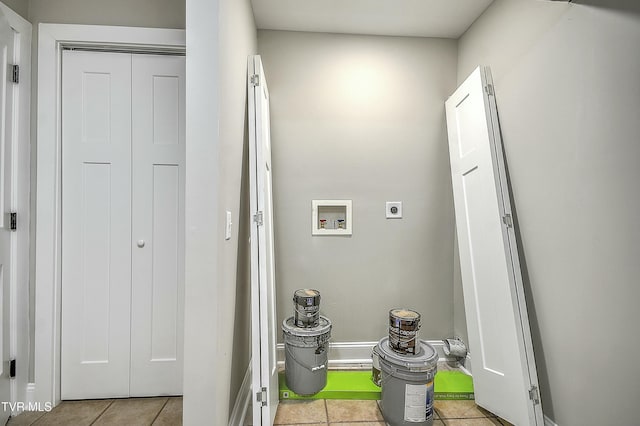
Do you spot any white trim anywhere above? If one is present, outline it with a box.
[276,340,457,369]
[544,415,558,426]
[34,23,185,406]
[228,363,252,426]
[460,353,472,375]
[0,1,31,410]
[24,383,35,404]
[311,199,353,235]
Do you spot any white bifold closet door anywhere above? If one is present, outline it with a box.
[445,67,543,425]
[61,50,185,400]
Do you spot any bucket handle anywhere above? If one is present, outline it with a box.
[285,344,326,372]
[379,370,394,387]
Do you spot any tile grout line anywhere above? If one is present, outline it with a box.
[149,397,171,425]
[434,416,498,421]
[376,399,387,425]
[25,409,46,426]
[438,416,495,419]
[88,399,116,425]
[324,399,329,425]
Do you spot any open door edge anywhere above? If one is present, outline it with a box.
[480,66,545,425]
[248,54,265,426]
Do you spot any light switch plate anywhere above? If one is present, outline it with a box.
[386,201,402,219]
[225,210,232,240]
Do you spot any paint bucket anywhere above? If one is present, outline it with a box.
[293,289,321,328]
[282,315,332,396]
[388,308,421,355]
[377,337,437,426]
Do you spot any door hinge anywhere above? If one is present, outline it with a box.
[10,212,17,231]
[250,74,260,86]
[484,83,493,96]
[528,385,540,405]
[11,65,19,84]
[253,211,264,226]
[9,359,15,379]
[256,387,267,407]
[502,213,513,228]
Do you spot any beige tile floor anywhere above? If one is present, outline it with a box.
[272,399,513,425]
[6,397,182,426]
[8,396,512,426]
[269,362,513,426]
[7,364,510,426]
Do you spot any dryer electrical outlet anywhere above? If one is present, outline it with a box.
[386,201,403,219]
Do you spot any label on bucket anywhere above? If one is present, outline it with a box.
[404,382,434,422]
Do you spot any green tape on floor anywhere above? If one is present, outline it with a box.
[278,370,474,401]
[433,370,475,400]
[279,371,380,400]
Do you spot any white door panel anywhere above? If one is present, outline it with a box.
[62,51,185,399]
[249,55,279,426]
[445,66,543,425]
[61,51,132,399]
[130,54,185,396]
[0,10,14,423]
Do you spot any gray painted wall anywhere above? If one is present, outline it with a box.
[458,1,640,424]
[28,0,184,29]
[258,30,458,343]
[452,234,467,345]
[2,0,27,19]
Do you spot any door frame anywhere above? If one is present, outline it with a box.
[0,1,31,414]
[34,23,185,406]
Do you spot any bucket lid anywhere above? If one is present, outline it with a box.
[283,315,331,336]
[390,308,420,320]
[294,289,320,298]
[376,336,437,370]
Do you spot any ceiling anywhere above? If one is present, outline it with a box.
[250,0,495,39]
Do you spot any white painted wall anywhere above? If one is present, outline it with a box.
[218,0,257,417]
[257,30,458,343]
[184,0,256,423]
[458,1,640,424]
[183,0,221,422]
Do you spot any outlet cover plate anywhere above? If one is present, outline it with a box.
[386,201,402,219]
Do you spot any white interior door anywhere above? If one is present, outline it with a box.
[445,66,544,426]
[248,55,279,426]
[0,9,15,424]
[61,50,133,399]
[130,54,185,397]
[62,50,185,399]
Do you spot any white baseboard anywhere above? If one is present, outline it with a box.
[544,415,558,426]
[25,383,36,404]
[228,364,252,426]
[276,340,461,369]
[461,353,472,375]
